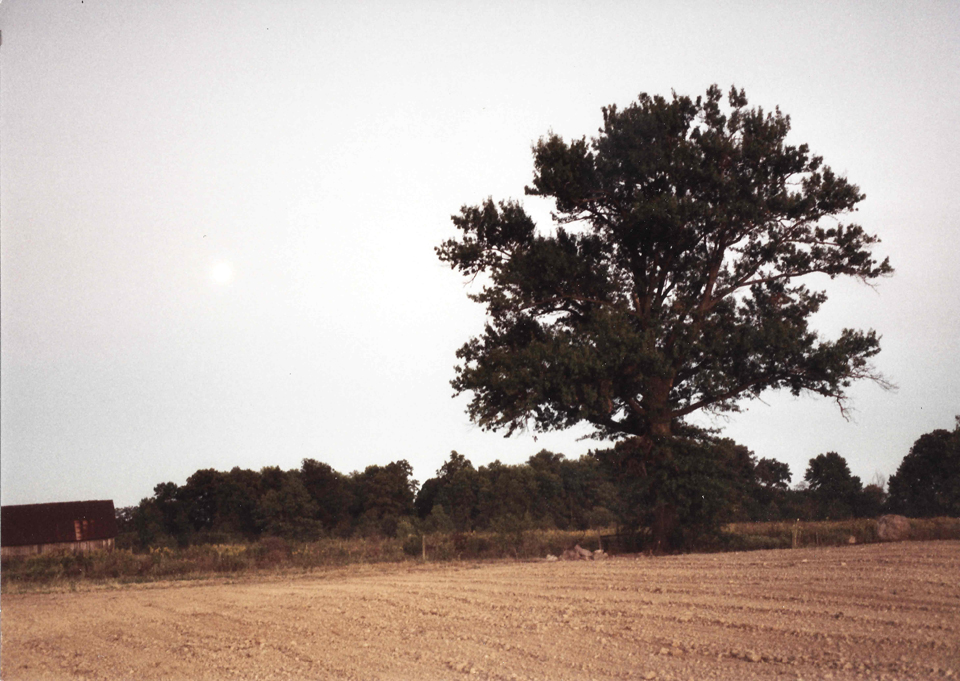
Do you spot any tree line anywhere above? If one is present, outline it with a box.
[119,419,958,550]
[121,87,957,552]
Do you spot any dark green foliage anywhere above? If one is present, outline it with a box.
[414,450,619,534]
[474,460,537,527]
[114,505,137,533]
[437,85,891,445]
[526,450,619,530]
[437,85,891,549]
[114,505,138,549]
[123,444,798,552]
[802,452,864,520]
[414,477,443,520]
[422,504,456,535]
[133,497,168,548]
[887,418,960,517]
[254,472,322,541]
[180,469,224,530]
[350,460,418,537]
[215,467,263,537]
[755,458,791,490]
[749,458,793,521]
[593,428,759,547]
[300,458,354,536]
[432,452,481,531]
[859,483,887,519]
[150,481,193,546]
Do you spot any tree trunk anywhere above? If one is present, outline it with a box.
[645,376,674,440]
[651,503,679,551]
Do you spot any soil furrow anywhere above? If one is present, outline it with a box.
[3,541,959,679]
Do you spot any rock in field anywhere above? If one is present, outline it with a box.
[877,514,911,541]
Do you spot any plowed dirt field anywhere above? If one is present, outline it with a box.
[2,541,959,680]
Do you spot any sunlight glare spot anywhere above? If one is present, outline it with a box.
[209,261,234,286]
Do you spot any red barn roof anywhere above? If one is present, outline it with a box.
[1,500,118,547]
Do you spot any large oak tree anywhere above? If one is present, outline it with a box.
[438,85,891,457]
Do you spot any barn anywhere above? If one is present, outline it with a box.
[1,500,118,558]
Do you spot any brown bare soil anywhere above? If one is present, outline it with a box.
[3,541,959,680]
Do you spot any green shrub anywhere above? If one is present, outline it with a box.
[251,536,291,567]
[719,517,960,550]
[909,517,960,540]
[402,534,423,557]
[6,517,957,589]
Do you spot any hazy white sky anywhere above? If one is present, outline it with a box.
[2,0,958,507]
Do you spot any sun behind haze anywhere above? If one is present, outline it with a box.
[0,0,957,507]
[209,261,235,286]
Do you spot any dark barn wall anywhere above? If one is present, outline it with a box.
[1,500,118,557]
[1,537,116,558]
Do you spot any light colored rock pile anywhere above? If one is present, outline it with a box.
[877,514,911,541]
[555,544,607,561]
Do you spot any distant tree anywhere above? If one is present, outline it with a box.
[886,418,960,517]
[300,458,354,535]
[594,427,751,547]
[133,498,167,549]
[437,450,474,479]
[179,469,225,532]
[858,483,887,518]
[422,503,455,535]
[416,451,618,533]
[114,505,137,534]
[434,452,481,532]
[755,458,791,490]
[415,452,484,532]
[555,454,620,530]
[526,450,566,527]
[137,481,191,547]
[259,466,287,494]
[255,471,322,540]
[715,438,763,522]
[438,85,891,546]
[156,467,264,541]
[351,461,418,537]
[474,460,538,528]
[414,476,443,520]
[803,452,863,519]
[748,457,792,521]
[216,467,263,537]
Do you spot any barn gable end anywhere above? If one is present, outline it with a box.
[1,500,118,557]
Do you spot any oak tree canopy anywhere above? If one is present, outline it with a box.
[438,85,891,453]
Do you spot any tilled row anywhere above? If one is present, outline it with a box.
[2,541,958,680]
